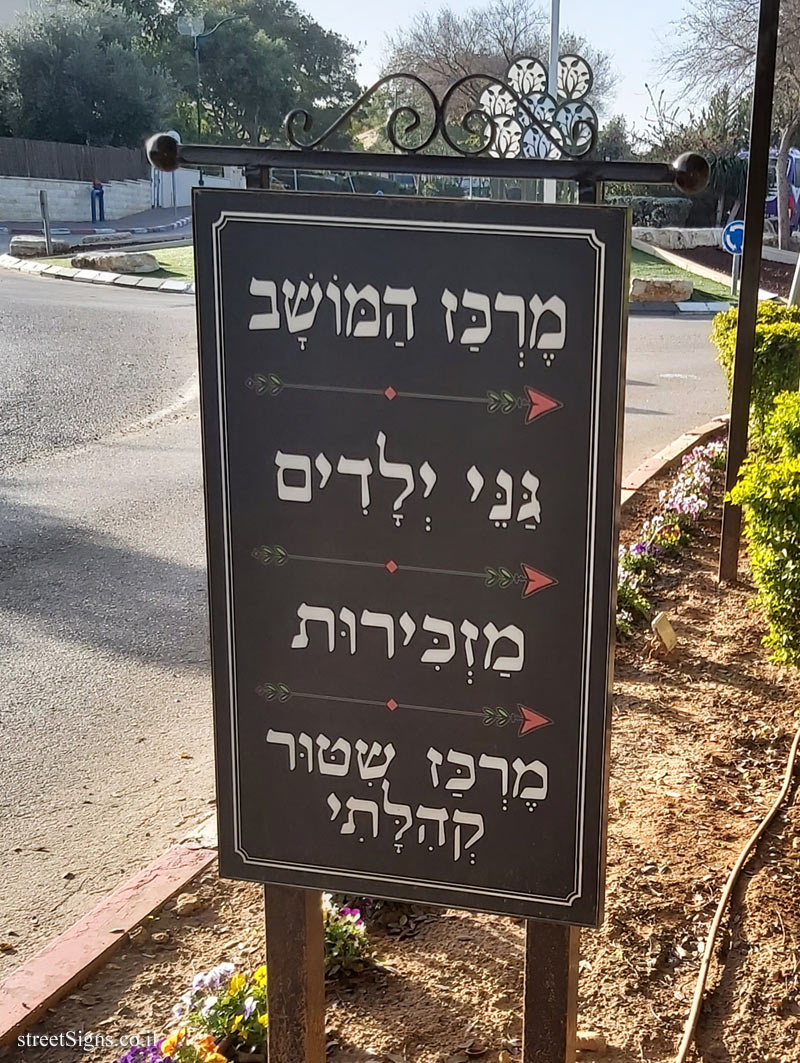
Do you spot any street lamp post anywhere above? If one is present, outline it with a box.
[543,0,560,204]
[177,13,247,187]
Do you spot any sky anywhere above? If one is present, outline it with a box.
[299,0,690,134]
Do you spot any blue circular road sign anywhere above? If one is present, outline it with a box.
[722,219,745,255]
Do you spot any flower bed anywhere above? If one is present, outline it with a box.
[120,897,374,1063]
[16,443,800,1063]
[617,440,727,635]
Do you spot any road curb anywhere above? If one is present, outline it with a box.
[0,841,216,1047]
[620,415,729,510]
[0,416,731,1048]
[2,216,191,238]
[0,253,194,296]
[0,251,735,314]
[0,254,728,313]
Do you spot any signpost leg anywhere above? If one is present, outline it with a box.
[731,252,742,296]
[39,189,52,256]
[264,885,326,1063]
[522,921,579,1063]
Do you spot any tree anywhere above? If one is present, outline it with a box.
[0,4,175,147]
[384,0,617,114]
[592,114,635,161]
[639,85,750,224]
[663,0,800,248]
[124,0,361,145]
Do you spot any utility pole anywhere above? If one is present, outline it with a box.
[543,0,560,204]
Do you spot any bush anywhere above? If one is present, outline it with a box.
[761,391,800,458]
[608,195,692,227]
[712,303,800,437]
[730,395,800,663]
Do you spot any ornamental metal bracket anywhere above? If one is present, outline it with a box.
[146,56,710,196]
[285,55,598,160]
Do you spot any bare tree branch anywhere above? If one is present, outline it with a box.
[383,0,617,113]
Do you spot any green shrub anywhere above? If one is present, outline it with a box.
[730,395,800,663]
[608,195,692,227]
[761,391,800,458]
[712,304,800,437]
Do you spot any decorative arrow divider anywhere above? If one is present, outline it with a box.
[255,681,552,738]
[252,546,557,599]
[245,373,563,426]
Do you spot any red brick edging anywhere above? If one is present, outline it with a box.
[620,415,729,511]
[0,844,215,1045]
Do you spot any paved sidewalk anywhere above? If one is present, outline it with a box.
[0,206,192,236]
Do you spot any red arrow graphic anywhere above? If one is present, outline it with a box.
[518,705,553,736]
[524,387,563,424]
[521,564,557,598]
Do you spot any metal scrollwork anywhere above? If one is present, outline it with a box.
[478,55,597,160]
[282,55,597,160]
[285,72,439,153]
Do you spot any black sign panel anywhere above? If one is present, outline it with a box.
[195,190,628,926]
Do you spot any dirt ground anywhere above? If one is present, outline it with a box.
[677,247,797,300]
[6,461,800,1063]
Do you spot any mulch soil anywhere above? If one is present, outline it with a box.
[677,247,797,301]
[6,457,800,1063]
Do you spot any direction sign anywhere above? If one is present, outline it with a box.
[722,218,745,255]
[194,190,628,927]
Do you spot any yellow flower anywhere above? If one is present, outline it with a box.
[231,1014,243,1031]
[161,1029,187,1056]
[197,1047,227,1063]
[258,1013,269,1028]
[253,965,267,987]
[229,972,246,994]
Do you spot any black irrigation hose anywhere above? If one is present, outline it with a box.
[675,724,800,1062]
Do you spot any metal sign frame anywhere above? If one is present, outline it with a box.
[196,189,628,926]
[148,93,710,1063]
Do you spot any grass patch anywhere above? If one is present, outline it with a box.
[631,247,734,303]
[36,244,730,302]
[40,244,195,281]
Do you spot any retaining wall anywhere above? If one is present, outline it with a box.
[0,176,151,222]
[632,227,723,250]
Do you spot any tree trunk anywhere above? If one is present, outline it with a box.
[776,118,799,250]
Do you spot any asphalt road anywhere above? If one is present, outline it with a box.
[0,272,728,977]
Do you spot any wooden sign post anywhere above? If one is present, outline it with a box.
[193,190,628,1062]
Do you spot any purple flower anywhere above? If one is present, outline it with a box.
[243,996,257,1020]
[200,995,219,1018]
[119,1044,167,1063]
[205,962,235,990]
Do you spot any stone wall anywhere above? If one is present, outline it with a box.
[632,227,723,250]
[0,176,151,222]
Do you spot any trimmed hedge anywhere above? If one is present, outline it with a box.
[730,392,800,663]
[607,195,692,227]
[712,303,800,437]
